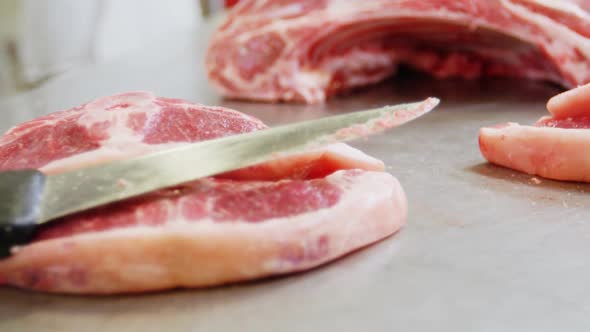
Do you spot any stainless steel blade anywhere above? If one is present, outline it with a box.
[39,98,438,223]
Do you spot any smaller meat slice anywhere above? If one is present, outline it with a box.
[546,83,590,120]
[479,83,590,182]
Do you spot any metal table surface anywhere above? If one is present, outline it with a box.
[1,23,590,332]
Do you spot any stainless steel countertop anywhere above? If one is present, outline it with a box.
[1,22,590,332]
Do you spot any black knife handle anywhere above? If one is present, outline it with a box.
[0,170,46,258]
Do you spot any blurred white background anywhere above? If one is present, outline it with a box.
[0,0,237,99]
[0,0,19,97]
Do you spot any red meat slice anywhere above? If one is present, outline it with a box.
[206,0,590,103]
[0,91,384,178]
[479,83,590,182]
[0,92,421,294]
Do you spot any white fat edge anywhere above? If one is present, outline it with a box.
[321,49,397,71]
[77,94,157,129]
[284,71,326,102]
[291,69,330,90]
[496,122,580,137]
[326,3,464,24]
[522,0,590,19]
[505,123,590,136]
[502,0,590,69]
[263,170,395,271]
[323,142,383,165]
[326,1,373,18]
[316,50,398,89]
[218,53,305,101]
[265,2,305,19]
[85,91,156,107]
[339,70,393,89]
[326,170,387,254]
[163,194,188,226]
[500,0,590,58]
[39,141,188,174]
[481,122,520,134]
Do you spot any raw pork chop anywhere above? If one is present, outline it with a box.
[479,83,590,182]
[206,0,590,103]
[0,91,384,178]
[0,92,430,294]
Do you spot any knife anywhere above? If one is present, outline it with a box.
[0,98,438,257]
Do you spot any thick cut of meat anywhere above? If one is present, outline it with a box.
[0,92,417,294]
[479,83,590,182]
[206,0,590,103]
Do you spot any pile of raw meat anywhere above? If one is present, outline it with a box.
[207,0,590,103]
[0,92,437,294]
[207,0,590,182]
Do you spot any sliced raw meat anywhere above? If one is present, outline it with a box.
[0,91,384,178]
[0,92,416,294]
[206,0,590,103]
[546,82,590,120]
[0,170,406,294]
[479,83,590,182]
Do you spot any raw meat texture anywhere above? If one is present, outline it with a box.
[0,170,406,294]
[0,91,384,178]
[0,92,409,294]
[546,82,590,120]
[206,0,590,103]
[479,83,590,182]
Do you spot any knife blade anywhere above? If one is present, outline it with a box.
[0,98,438,256]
